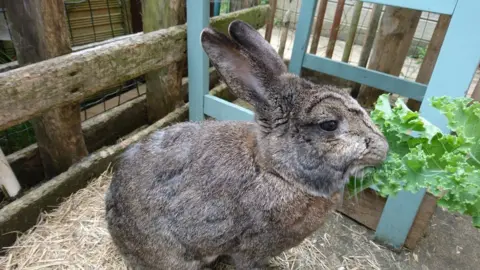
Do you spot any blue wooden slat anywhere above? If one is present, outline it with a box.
[363,0,456,15]
[288,0,318,75]
[375,0,480,249]
[204,95,255,121]
[303,54,427,101]
[214,0,221,16]
[187,0,210,122]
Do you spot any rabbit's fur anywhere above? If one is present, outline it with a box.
[105,20,388,270]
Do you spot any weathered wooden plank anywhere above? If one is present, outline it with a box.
[357,6,422,108]
[277,9,292,59]
[5,0,89,179]
[350,3,383,98]
[0,5,270,131]
[472,79,480,102]
[264,0,277,42]
[341,1,363,63]
[143,0,186,123]
[6,67,222,188]
[325,0,345,59]
[309,0,328,55]
[407,14,452,110]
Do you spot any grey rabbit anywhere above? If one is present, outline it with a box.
[105,20,389,270]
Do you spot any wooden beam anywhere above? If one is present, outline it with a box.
[264,0,277,42]
[472,79,480,101]
[277,9,292,59]
[341,1,363,63]
[0,5,270,131]
[350,4,383,98]
[357,6,422,108]
[4,0,88,179]
[7,67,222,188]
[143,0,186,123]
[407,14,452,110]
[325,0,345,59]
[309,0,328,55]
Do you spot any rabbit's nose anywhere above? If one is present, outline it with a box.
[364,137,372,148]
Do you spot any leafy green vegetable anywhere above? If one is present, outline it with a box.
[348,94,480,228]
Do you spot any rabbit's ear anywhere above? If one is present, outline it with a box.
[200,26,278,113]
[228,20,287,76]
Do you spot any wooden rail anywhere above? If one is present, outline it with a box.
[0,5,270,132]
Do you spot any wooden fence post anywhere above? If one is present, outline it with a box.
[309,0,328,55]
[4,0,88,179]
[357,6,421,108]
[407,14,452,111]
[278,9,292,58]
[325,0,345,59]
[341,1,363,63]
[350,3,383,98]
[143,0,186,123]
[264,0,277,42]
[472,79,480,102]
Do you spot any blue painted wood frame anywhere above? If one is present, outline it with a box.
[303,54,427,101]
[187,0,210,121]
[214,0,221,16]
[374,0,480,248]
[204,95,255,121]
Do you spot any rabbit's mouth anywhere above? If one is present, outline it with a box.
[346,165,369,180]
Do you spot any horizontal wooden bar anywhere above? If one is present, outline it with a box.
[302,54,427,101]
[204,94,255,121]
[0,5,270,131]
[363,0,457,15]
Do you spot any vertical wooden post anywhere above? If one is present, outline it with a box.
[472,80,480,101]
[4,0,88,179]
[350,4,383,98]
[142,0,186,123]
[309,0,328,55]
[325,0,345,59]
[406,14,452,110]
[0,148,21,197]
[264,0,277,42]
[341,1,363,63]
[357,6,421,108]
[278,9,292,58]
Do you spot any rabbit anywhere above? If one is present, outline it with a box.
[105,20,389,270]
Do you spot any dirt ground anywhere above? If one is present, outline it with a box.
[1,169,479,270]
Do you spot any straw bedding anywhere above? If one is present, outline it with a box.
[0,168,389,270]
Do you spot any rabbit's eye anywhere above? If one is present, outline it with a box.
[319,120,338,131]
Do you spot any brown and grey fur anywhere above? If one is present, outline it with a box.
[105,20,389,270]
